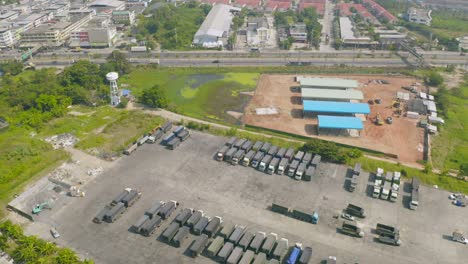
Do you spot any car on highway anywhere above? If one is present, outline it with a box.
[50,228,60,239]
[341,213,355,221]
[212,60,220,63]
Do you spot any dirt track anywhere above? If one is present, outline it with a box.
[243,74,425,166]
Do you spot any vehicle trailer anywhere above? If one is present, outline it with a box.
[295,162,307,180]
[161,122,172,133]
[123,143,138,155]
[145,201,164,219]
[157,200,177,220]
[267,157,280,174]
[353,163,361,176]
[131,214,149,233]
[241,140,253,152]
[349,174,358,192]
[226,137,237,147]
[228,225,246,245]
[140,215,162,237]
[260,232,278,256]
[161,222,180,242]
[271,203,289,215]
[231,149,246,165]
[193,216,210,235]
[234,138,247,149]
[410,190,419,210]
[346,203,366,218]
[187,210,203,228]
[121,190,141,207]
[226,246,244,264]
[241,150,256,166]
[412,176,420,191]
[251,151,265,168]
[294,151,305,161]
[276,147,286,158]
[206,236,224,258]
[174,208,193,226]
[176,130,190,141]
[277,158,289,175]
[303,166,315,181]
[216,145,230,161]
[252,141,264,151]
[298,246,312,264]
[203,216,222,237]
[272,238,289,261]
[219,222,236,239]
[172,226,190,248]
[302,153,313,165]
[260,142,271,153]
[217,242,234,262]
[239,250,255,264]
[284,148,295,161]
[292,208,315,223]
[249,231,266,253]
[162,133,176,145]
[378,233,401,246]
[167,137,181,150]
[104,202,126,223]
[238,231,255,250]
[111,189,130,206]
[93,205,112,224]
[253,252,267,264]
[341,221,364,237]
[311,154,321,167]
[188,234,209,257]
[224,147,237,162]
[267,145,279,156]
[376,223,399,236]
[287,160,300,177]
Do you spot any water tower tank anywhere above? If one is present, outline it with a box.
[106,72,119,81]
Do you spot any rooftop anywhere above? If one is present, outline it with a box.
[301,88,364,100]
[298,76,359,89]
[193,4,240,44]
[303,100,370,114]
[318,115,363,130]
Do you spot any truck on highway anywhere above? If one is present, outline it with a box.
[381,181,392,200]
[345,204,366,218]
[295,162,307,180]
[277,158,289,175]
[231,149,245,165]
[267,157,280,174]
[286,243,302,264]
[287,160,300,177]
[241,150,256,166]
[341,221,364,237]
[251,151,265,168]
[258,154,273,171]
[216,145,230,161]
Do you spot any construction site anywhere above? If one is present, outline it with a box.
[243,74,427,166]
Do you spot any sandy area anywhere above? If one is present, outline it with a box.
[243,74,425,166]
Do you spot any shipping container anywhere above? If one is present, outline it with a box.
[241,140,253,152]
[228,225,246,245]
[234,138,247,149]
[253,252,267,264]
[227,246,244,264]
[242,150,256,166]
[158,200,177,219]
[267,146,279,156]
[298,246,312,264]
[260,233,278,256]
[231,149,246,165]
[252,141,264,151]
[140,215,162,237]
[302,153,313,164]
[187,210,203,228]
[216,145,230,161]
[207,236,225,258]
[311,155,321,167]
[272,238,289,261]
[276,147,287,158]
[167,137,181,150]
[188,234,209,257]
[249,231,266,253]
[93,205,112,224]
[172,226,190,248]
[161,122,172,133]
[226,137,237,147]
[176,130,190,141]
[104,202,126,223]
[260,142,271,153]
[174,208,193,226]
[267,157,281,175]
[111,190,130,206]
[238,231,255,250]
[161,222,180,242]
[224,147,238,162]
[204,216,222,237]
[162,133,175,145]
[284,148,295,160]
[220,222,236,239]
[271,203,289,215]
[145,201,164,219]
[174,126,185,136]
[239,250,255,264]
[303,166,315,181]
[121,190,141,207]
[123,143,138,155]
[193,216,210,235]
[217,242,235,262]
[251,151,265,168]
[131,214,149,233]
[277,158,289,175]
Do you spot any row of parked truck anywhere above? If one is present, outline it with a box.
[372,169,401,202]
[123,122,173,155]
[216,137,321,181]
[271,203,319,225]
[347,163,361,192]
[131,200,179,237]
[93,188,141,224]
[161,125,191,150]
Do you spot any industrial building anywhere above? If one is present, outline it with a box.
[339,17,377,47]
[301,88,363,102]
[193,4,240,48]
[303,100,370,116]
[317,115,363,136]
[297,76,359,90]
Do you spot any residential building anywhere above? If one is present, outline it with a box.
[233,0,262,10]
[0,27,14,48]
[458,36,468,51]
[406,7,432,26]
[112,10,135,25]
[246,17,270,46]
[193,4,240,48]
[362,0,397,23]
[69,9,96,23]
[339,17,377,47]
[289,23,307,42]
[0,11,19,22]
[70,17,116,48]
[265,0,292,12]
[88,0,126,12]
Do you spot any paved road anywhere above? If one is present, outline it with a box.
[320,0,335,52]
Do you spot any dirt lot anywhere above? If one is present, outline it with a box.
[243,74,425,166]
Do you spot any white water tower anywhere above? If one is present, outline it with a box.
[106,72,120,106]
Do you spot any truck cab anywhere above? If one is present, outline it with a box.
[295,162,307,180]
[277,158,289,175]
[452,231,468,244]
[258,155,273,171]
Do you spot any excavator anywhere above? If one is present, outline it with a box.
[375,113,384,126]
[32,202,51,214]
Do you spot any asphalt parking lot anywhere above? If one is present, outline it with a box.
[24,131,468,264]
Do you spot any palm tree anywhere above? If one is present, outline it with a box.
[54,248,80,264]
[0,220,23,239]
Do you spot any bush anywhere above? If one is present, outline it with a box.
[116,97,129,109]
[139,85,169,108]
[424,71,444,87]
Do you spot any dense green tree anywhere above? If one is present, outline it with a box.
[60,60,102,90]
[54,248,80,264]
[106,51,132,75]
[140,85,169,108]
[425,71,444,87]
[0,60,23,76]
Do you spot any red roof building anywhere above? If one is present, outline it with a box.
[234,0,262,9]
[362,0,397,23]
[200,0,231,5]
[265,0,292,11]
[336,3,377,22]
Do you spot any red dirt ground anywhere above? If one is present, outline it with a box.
[243,74,425,166]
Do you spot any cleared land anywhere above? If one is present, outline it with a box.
[20,131,468,264]
[244,74,424,166]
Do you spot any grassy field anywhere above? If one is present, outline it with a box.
[121,68,260,124]
[431,83,468,172]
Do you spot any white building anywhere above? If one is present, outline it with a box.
[70,17,116,48]
[112,10,135,25]
[457,36,468,51]
[406,7,432,26]
[193,4,240,48]
[246,17,270,46]
[88,0,126,12]
[289,23,307,42]
[0,27,14,48]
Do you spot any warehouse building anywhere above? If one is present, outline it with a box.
[192,4,240,48]
[297,76,359,90]
[303,100,370,117]
[301,88,363,102]
[317,115,363,136]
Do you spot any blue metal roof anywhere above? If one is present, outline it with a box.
[303,100,370,114]
[318,115,364,130]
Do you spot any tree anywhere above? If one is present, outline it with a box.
[425,71,444,86]
[106,51,132,75]
[0,60,23,76]
[54,248,80,264]
[140,85,169,108]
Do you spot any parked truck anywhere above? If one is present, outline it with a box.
[176,129,190,141]
[93,205,112,224]
[238,231,254,250]
[241,140,253,152]
[161,222,180,242]
[140,215,162,237]
[224,147,237,163]
[226,137,237,147]
[241,150,256,166]
[298,246,312,264]
[231,149,246,165]
[204,216,222,237]
[158,200,177,219]
[373,168,384,198]
[111,189,131,206]
[251,152,265,168]
[276,148,286,158]
[267,146,279,156]
[147,129,164,143]
[207,236,224,258]
[131,214,150,233]
[294,151,305,161]
[174,208,193,226]
[234,138,247,149]
[167,137,181,150]
[193,216,210,235]
[376,224,401,245]
[252,141,263,151]
[227,246,244,264]
[272,238,289,261]
[353,163,361,176]
[286,243,302,264]
[260,233,278,256]
[104,202,126,223]
[287,160,300,177]
[295,162,307,180]
[341,221,364,237]
[258,155,273,171]
[390,180,400,202]
[346,204,366,218]
[216,145,230,161]
[228,225,246,245]
[381,181,392,200]
[186,210,203,228]
[302,153,313,165]
[145,201,164,219]
[284,148,295,161]
[412,176,420,191]
[162,133,176,145]
[123,143,138,155]
[260,142,271,153]
[217,242,234,262]
[271,203,289,215]
[239,250,255,264]
[277,158,289,175]
[292,208,315,223]
[349,174,358,192]
[137,135,149,146]
[249,231,266,253]
[376,223,399,236]
[172,226,190,248]
[219,222,236,239]
[410,189,419,210]
[188,234,209,257]
[267,157,280,174]
[173,126,185,136]
[161,122,172,133]
[121,189,141,207]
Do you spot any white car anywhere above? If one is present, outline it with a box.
[449,193,463,200]
[341,213,355,221]
[50,228,60,239]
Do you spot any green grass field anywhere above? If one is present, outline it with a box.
[121,68,259,124]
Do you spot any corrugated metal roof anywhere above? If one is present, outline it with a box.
[301,88,363,100]
[193,4,240,44]
[303,100,370,114]
[298,77,359,89]
[318,115,363,130]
